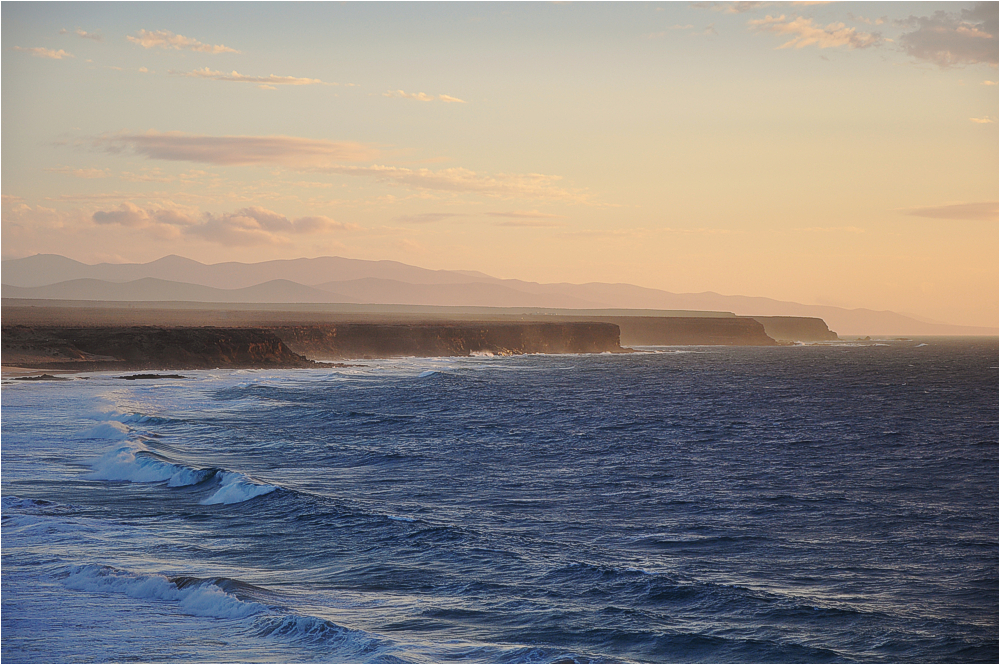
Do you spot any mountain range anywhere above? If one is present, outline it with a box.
[3,254,995,336]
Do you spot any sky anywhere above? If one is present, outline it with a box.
[2,1,997,327]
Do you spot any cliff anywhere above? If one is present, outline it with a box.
[750,316,839,342]
[1,322,627,370]
[2,326,316,371]
[272,322,627,359]
[590,316,778,346]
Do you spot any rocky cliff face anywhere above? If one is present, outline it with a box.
[2,326,315,370]
[273,322,626,359]
[750,316,839,342]
[597,317,778,346]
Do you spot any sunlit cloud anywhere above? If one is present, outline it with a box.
[396,212,465,224]
[176,67,331,88]
[43,166,108,179]
[897,2,998,68]
[12,46,74,59]
[793,226,866,234]
[127,29,239,54]
[318,165,587,201]
[383,90,466,103]
[91,203,358,246]
[485,210,565,220]
[384,90,435,101]
[748,15,882,49]
[983,80,998,85]
[904,201,998,220]
[60,28,102,41]
[691,2,764,14]
[95,131,380,166]
[970,116,994,123]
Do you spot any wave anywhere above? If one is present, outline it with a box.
[202,471,277,505]
[76,421,130,441]
[62,564,269,619]
[82,426,277,506]
[59,563,396,657]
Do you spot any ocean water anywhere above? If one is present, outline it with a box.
[2,339,997,663]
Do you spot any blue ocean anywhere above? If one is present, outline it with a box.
[2,339,997,663]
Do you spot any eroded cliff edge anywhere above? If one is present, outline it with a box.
[273,322,626,359]
[1,322,629,370]
[2,326,316,371]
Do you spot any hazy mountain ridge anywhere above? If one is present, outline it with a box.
[3,254,995,336]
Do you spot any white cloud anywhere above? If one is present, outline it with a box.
[384,90,435,101]
[897,2,998,68]
[61,28,102,41]
[748,15,882,49]
[439,94,467,103]
[127,29,238,54]
[176,67,330,87]
[12,46,74,59]
[44,166,108,179]
[96,131,379,166]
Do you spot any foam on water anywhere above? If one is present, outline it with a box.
[63,564,268,619]
[201,471,277,505]
[85,441,210,487]
[76,421,130,440]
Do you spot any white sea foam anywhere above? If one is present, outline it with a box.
[85,441,209,487]
[201,471,277,505]
[63,565,267,619]
[418,370,438,378]
[76,421,130,440]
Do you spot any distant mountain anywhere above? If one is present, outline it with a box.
[3,254,996,336]
[2,278,354,304]
[1,254,498,289]
[313,278,605,308]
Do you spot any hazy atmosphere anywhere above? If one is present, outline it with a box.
[3,1,998,327]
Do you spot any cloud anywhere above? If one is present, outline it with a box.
[383,90,466,103]
[897,2,998,68]
[726,2,765,14]
[748,15,882,49]
[317,165,587,201]
[127,29,238,54]
[395,212,465,224]
[483,210,565,220]
[94,131,586,202]
[91,203,358,246]
[96,131,379,166]
[44,166,108,179]
[176,67,330,87]
[984,80,998,85]
[12,46,74,59]
[692,2,764,13]
[61,28,102,41]
[119,168,174,183]
[493,219,566,228]
[904,201,998,220]
[384,90,435,101]
[970,116,994,123]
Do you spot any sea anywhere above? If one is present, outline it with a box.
[2,339,997,663]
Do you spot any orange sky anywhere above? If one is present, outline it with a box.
[2,2,997,327]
